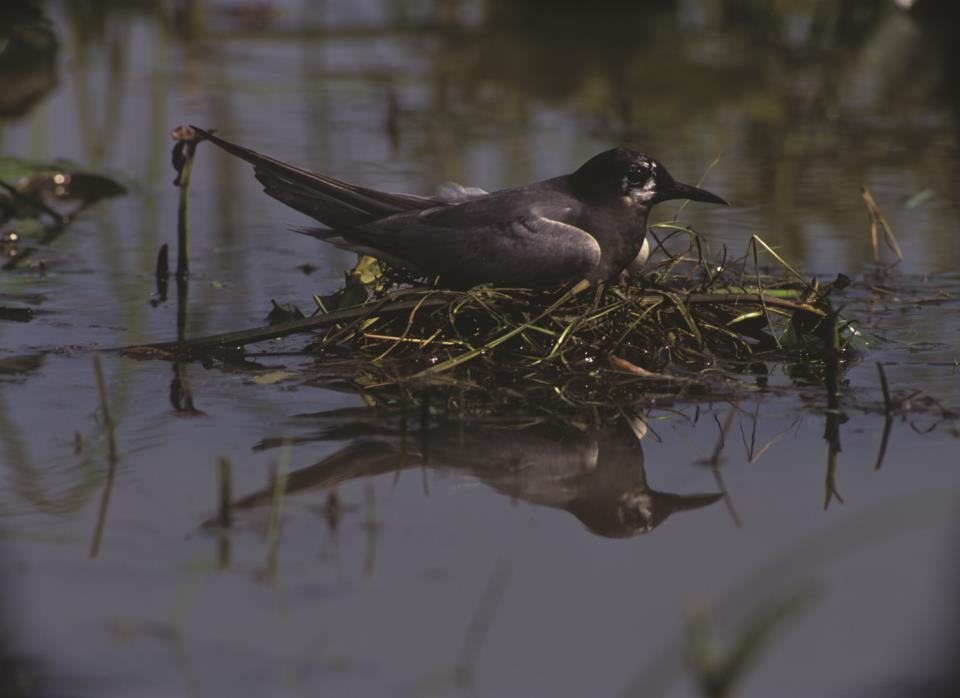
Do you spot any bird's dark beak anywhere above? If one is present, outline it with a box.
[663,180,728,205]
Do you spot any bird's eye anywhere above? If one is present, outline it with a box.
[626,167,649,185]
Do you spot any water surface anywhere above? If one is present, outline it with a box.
[1,2,959,696]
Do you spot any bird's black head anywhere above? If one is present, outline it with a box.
[571,147,727,207]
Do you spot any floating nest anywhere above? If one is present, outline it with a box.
[130,230,865,416]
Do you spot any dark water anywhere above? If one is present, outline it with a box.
[2,2,959,696]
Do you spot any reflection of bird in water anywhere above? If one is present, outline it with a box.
[233,412,722,539]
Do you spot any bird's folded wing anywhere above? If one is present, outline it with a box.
[316,214,601,287]
[189,126,438,226]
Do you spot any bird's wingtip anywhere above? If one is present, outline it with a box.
[186,124,215,141]
[292,225,336,240]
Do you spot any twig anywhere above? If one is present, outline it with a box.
[823,410,844,510]
[217,457,233,528]
[170,362,203,415]
[874,363,894,471]
[373,292,435,361]
[745,416,801,465]
[673,153,722,223]
[119,285,825,360]
[92,352,117,465]
[456,562,512,685]
[264,454,288,581]
[707,407,737,468]
[362,483,383,577]
[155,243,169,302]
[706,406,743,527]
[874,416,893,472]
[540,282,605,360]
[410,279,592,379]
[861,186,904,265]
[748,235,822,300]
[662,289,704,349]
[821,311,844,509]
[748,237,781,349]
[171,126,199,279]
[876,362,893,415]
[90,353,118,558]
[117,293,452,357]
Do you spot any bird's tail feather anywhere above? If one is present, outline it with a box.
[189,126,435,227]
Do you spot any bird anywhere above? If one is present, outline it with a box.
[232,410,723,539]
[189,126,727,289]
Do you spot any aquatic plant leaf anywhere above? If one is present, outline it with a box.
[17,170,128,204]
[0,158,129,216]
[0,158,83,181]
[250,370,297,385]
[0,353,44,375]
[3,218,47,244]
[689,589,815,698]
[266,300,305,325]
[0,306,34,322]
[1,217,46,240]
[351,255,383,285]
[727,310,764,326]
[839,322,880,356]
[905,188,934,209]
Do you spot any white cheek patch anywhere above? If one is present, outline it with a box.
[633,181,657,203]
[624,160,659,204]
[623,184,656,204]
[640,175,657,197]
[618,491,654,530]
[624,191,655,205]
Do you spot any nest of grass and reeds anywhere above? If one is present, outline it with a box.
[132,224,865,415]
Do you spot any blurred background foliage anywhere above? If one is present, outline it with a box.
[4,0,958,273]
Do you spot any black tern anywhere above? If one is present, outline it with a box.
[234,411,722,539]
[191,127,727,289]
